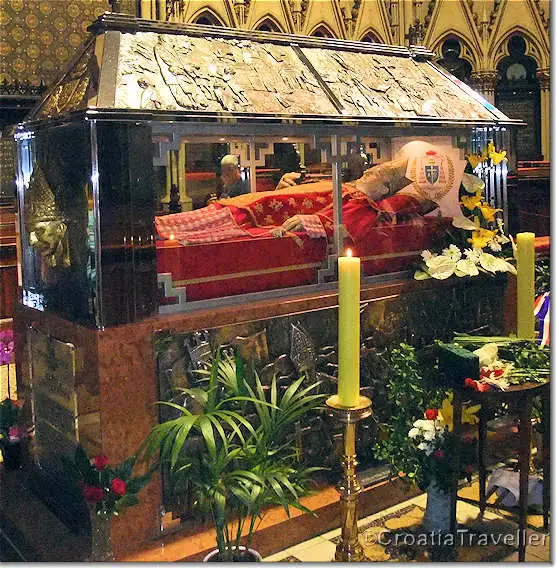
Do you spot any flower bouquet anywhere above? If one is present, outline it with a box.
[454,335,550,392]
[408,402,479,539]
[63,445,153,561]
[414,150,516,281]
[0,398,24,470]
[408,402,479,493]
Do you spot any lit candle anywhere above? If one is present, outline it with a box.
[337,249,361,407]
[516,232,536,339]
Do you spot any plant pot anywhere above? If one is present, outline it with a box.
[1,441,22,470]
[87,507,114,562]
[203,546,262,562]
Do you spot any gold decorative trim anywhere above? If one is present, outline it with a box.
[360,250,422,262]
[173,261,323,286]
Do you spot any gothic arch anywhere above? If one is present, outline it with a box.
[358,28,384,44]
[308,23,337,38]
[429,30,479,70]
[490,26,548,70]
[189,8,227,27]
[253,15,285,33]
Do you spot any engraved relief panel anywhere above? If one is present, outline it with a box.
[115,32,337,114]
[300,47,496,120]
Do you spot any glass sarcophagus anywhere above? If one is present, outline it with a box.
[13,13,521,557]
[15,12,520,328]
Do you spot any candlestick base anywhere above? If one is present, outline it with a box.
[326,395,372,422]
[326,395,372,562]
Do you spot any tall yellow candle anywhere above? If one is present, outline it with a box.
[516,232,536,339]
[337,249,361,407]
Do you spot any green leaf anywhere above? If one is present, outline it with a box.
[198,416,217,458]
[170,416,196,468]
[116,494,140,509]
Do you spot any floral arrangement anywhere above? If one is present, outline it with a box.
[0,398,24,445]
[64,445,152,518]
[374,344,479,494]
[407,399,479,493]
[466,141,507,169]
[415,142,516,281]
[454,335,550,391]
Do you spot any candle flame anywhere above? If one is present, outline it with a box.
[169,233,175,241]
[346,248,352,257]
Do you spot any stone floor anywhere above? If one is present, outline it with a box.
[264,482,551,563]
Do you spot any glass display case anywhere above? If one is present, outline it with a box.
[12,15,525,557]
[14,14,519,329]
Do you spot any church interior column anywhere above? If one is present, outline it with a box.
[470,70,498,105]
[536,68,550,161]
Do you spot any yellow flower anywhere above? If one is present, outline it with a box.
[468,227,497,249]
[460,190,483,211]
[487,141,496,155]
[489,150,507,165]
[438,393,481,432]
[478,203,501,222]
[467,154,481,169]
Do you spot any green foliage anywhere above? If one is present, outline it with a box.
[374,344,441,489]
[0,398,21,436]
[140,346,325,560]
[535,258,550,296]
[373,344,477,492]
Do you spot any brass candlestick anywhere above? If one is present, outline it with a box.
[326,395,372,562]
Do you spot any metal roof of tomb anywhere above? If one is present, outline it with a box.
[24,12,522,129]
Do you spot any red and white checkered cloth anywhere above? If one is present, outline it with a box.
[295,214,328,239]
[155,204,250,244]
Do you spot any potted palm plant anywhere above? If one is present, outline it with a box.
[140,347,325,562]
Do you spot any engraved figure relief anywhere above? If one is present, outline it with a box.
[116,32,337,115]
[300,47,495,120]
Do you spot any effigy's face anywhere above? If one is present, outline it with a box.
[353,157,411,201]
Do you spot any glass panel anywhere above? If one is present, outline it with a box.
[16,123,95,324]
[96,122,157,327]
[155,131,334,311]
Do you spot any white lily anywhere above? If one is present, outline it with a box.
[452,215,478,230]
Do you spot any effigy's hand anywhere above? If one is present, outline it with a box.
[270,215,303,238]
[282,215,303,232]
[276,172,301,190]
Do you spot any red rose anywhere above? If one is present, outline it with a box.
[465,464,474,473]
[464,378,477,389]
[425,409,438,420]
[477,383,491,392]
[8,426,23,442]
[434,450,445,459]
[92,455,109,470]
[82,484,106,503]
[111,478,127,496]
